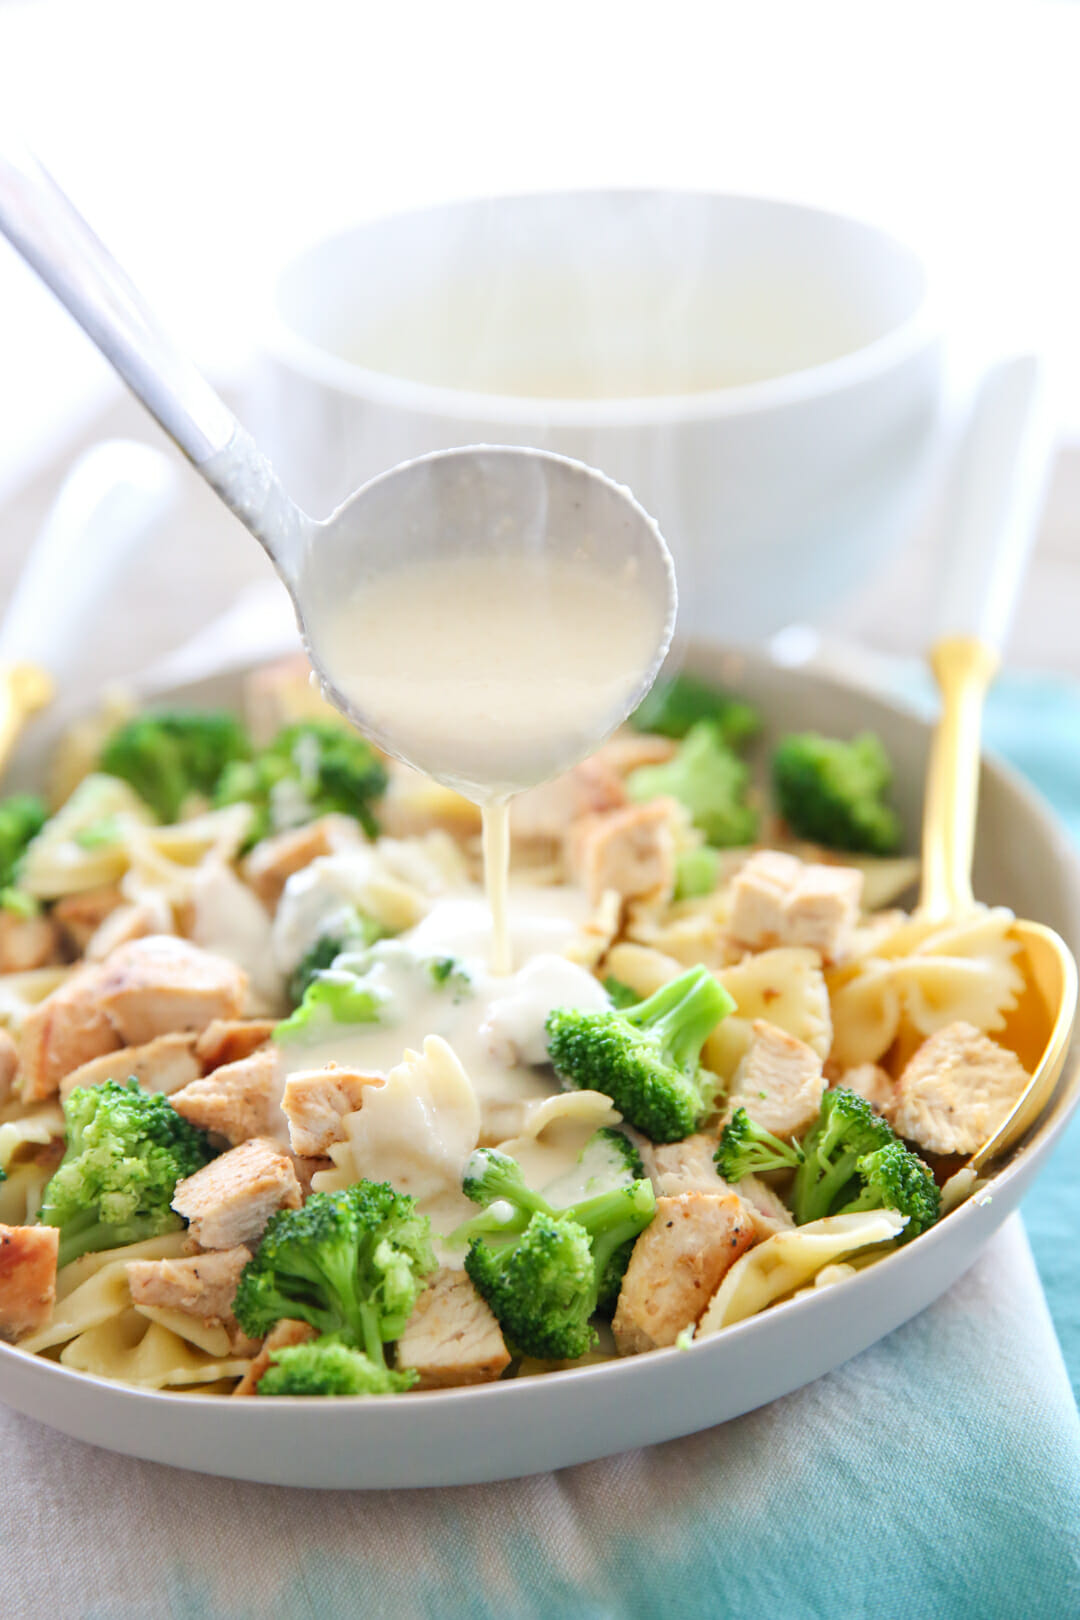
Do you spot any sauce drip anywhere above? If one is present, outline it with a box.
[481,801,512,974]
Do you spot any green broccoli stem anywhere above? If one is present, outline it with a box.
[575,1189,655,1286]
[626,967,732,1073]
[53,1210,180,1270]
[356,1299,390,1367]
[792,1148,864,1224]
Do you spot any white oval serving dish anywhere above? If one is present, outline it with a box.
[1,644,1076,1488]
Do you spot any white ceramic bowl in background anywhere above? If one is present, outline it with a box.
[1,644,1076,1489]
[251,190,944,641]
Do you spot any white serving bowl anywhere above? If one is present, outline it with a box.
[250,190,944,641]
[1,644,1076,1488]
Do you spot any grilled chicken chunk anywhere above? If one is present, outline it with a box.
[169,1047,284,1146]
[726,1018,826,1140]
[640,1133,729,1197]
[280,1065,382,1157]
[838,1062,896,1116]
[395,1268,510,1389]
[127,1245,252,1327]
[171,1137,301,1250]
[195,1019,277,1072]
[242,817,359,908]
[17,966,122,1101]
[52,885,125,954]
[729,849,862,963]
[892,1021,1029,1156]
[59,1031,202,1101]
[613,1192,756,1355]
[569,799,678,907]
[85,900,174,963]
[0,910,62,974]
[0,1028,17,1105]
[96,936,247,1045]
[0,1223,59,1341]
[233,1318,315,1397]
[510,757,626,846]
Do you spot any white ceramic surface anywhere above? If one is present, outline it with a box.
[1,645,1076,1489]
[251,190,944,641]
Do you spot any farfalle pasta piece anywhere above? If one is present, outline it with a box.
[705,948,833,1082]
[828,906,1024,1067]
[0,1161,53,1226]
[19,775,154,900]
[495,1090,622,1194]
[59,1310,251,1388]
[697,1209,906,1334]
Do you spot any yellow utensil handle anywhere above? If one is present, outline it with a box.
[0,662,54,779]
[920,636,999,921]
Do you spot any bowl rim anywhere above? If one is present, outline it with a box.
[263,186,943,429]
[2,649,1077,1420]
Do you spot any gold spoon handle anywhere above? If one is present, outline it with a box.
[919,635,999,922]
[0,662,54,780]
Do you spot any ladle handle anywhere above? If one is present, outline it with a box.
[0,141,305,571]
[919,357,1053,920]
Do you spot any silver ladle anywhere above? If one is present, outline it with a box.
[0,145,677,790]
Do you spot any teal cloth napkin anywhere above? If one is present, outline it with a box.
[3,673,1080,1620]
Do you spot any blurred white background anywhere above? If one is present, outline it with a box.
[0,0,1078,674]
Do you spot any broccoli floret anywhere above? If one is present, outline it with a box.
[38,1079,215,1268]
[772,731,901,855]
[626,722,758,847]
[99,710,252,822]
[631,673,760,748]
[602,976,641,1010]
[232,1181,435,1371]
[215,720,387,847]
[546,965,733,1143]
[673,845,720,900]
[838,1141,941,1242]
[790,1087,939,1243]
[0,793,48,889]
[454,1149,656,1358]
[286,910,386,1007]
[714,1107,804,1182]
[257,1334,417,1397]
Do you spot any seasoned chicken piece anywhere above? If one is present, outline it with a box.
[291,1154,333,1199]
[127,1245,251,1324]
[395,1268,510,1389]
[892,1021,1029,1156]
[510,757,626,845]
[97,936,247,1045]
[59,1032,202,1101]
[613,1192,756,1354]
[52,885,125,954]
[0,910,62,974]
[0,1222,59,1341]
[85,899,173,963]
[839,1063,896,1116]
[726,1018,826,1140]
[233,1317,315,1396]
[569,798,678,907]
[242,816,359,908]
[171,1136,301,1250]
[640,1133,729,1196]
[169,1047,285,1145]
[729,849,862,963]
[0,1028,17,1104]
[17,965,121,1101]
[734,1173,797,1238]
[195,1018,277,1072]
[280,1065,381,1157]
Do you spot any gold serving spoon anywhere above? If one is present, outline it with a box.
[910,359,1077,1170]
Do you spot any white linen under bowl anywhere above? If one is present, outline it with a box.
[0,644,1076,1488]
[251,190,943,640]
